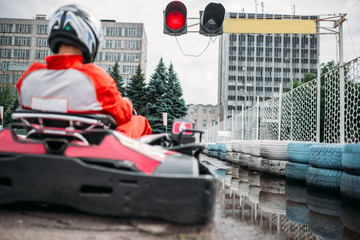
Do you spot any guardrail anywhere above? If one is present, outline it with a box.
[205,56,360,144]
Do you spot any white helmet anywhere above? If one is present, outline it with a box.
[47,4,103,63]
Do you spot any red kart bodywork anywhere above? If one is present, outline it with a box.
[0,112,217,224]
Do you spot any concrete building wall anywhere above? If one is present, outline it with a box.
[0,15,147,95]
[218,12,319,119]
[186,104,224,131]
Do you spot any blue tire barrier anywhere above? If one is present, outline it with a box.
[340,172,360,203]
[215,142,226,153]
[214,168,227,179]
[287,142,322,164]
[306,166,343,191]
[309,144,343,170]
[342,227,360,240]
[207,143,216,151]
[220,152,227,161]
[306,188,342,216]
[285,180,308,203]
[286,200,309,225]
[342,144,360,175]
[219,142,226,153]
[308,210,343,240]
[285,161,310,182]
[341,202,360,236]
[209,150,217,158]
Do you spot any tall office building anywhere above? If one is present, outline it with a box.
[218,12,319,119]
[0,15,147,95]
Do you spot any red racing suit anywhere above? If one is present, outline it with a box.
[16,54,152,138]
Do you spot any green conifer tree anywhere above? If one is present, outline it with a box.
[166,62,187,123]
[4,97,19,125]
[110,61,126,96]
[126,65,148,116]
[146,58,171,133]
[0,83,15,126]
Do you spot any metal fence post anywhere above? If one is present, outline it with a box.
[278,84,283,141]
[256,96,259,140]
[339,20,345,144]
[242,104,245,140]
[316,62,321,143]
[231,110,234,140]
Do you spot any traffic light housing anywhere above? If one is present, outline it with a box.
[199,2,225,36]
[163,1,187,36]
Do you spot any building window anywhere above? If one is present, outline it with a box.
[203,109,207,114]
[0,24,12,32]
[0,49,12,58]
[0,36,12,45]
[37,25,48,34]
[121,65,137,75]
[1,61,29,71]
[228,95,235,100]
[35,50,50,59]
[105,27,122,37]
[13,49,30,58]
[36,37,47,47]
[14,36,31,46]
[124,28,141,37]
[14,24,32,33]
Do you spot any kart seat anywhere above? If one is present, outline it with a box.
[11,109,117,130]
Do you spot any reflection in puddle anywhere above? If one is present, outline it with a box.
[204,155,360,240]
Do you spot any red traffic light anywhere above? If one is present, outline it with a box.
[166,10,186,30]
[164,1,187,36]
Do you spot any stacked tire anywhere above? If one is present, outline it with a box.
[226,141,241,165]
[259,140,290,176]
[285,142,320,182]
[306,188,343,239]
[285,180,309,225]
[341,144,360,203]
[258,174,287,215]
[307,144,343,191]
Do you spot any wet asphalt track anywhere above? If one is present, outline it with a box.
[1,154,358,240]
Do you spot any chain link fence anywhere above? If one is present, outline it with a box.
[205,56,360,144]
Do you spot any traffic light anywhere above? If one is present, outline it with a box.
[163,1,187,36]
[199,2,225,36]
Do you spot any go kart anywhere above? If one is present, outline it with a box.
[0,110,216,224]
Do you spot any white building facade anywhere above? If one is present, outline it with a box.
[218,12,319,119]
[0,15,147,95]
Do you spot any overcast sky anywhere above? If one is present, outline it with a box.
[0,0,359,105]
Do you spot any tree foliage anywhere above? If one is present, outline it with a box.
[126,65,148,116]
[146,58,170,133]
[166,62,187,122]
[108,58,187,134]
[110,61,126,96]
[0,83,15,126]
[4,97,19,125]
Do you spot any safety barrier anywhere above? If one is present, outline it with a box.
[205,56,360,144]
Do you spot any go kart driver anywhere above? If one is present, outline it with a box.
[16,4,152,138]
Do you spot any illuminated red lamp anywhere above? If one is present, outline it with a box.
[163,1,187,36]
